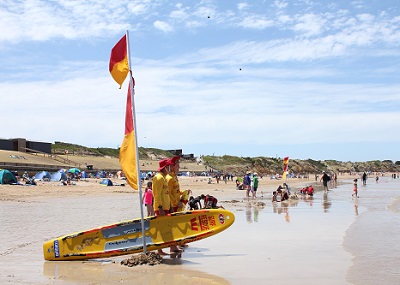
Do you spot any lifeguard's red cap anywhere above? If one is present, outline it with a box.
[169,156,180,165]
[157,159,173,171]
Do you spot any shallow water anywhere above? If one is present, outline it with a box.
[1,177,399,284]
[343,176,400,285]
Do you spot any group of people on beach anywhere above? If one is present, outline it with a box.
[187,194,224,210]
[141,155,223,256]
[235,171,259,199]
[272,182,291,202]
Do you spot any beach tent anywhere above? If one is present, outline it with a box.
[0,169,18,184]
[100,179,113,186]
[51,171,67,182]
[81,171,89,179]
[34,171,51,181]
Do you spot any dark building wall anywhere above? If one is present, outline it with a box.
[0,139,13,151]
[26,141,52,154]
[167,149,183,156]
[0,138,51,154]
[13,138,26,152]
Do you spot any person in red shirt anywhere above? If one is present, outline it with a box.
[204,194,224,209]
[306,185,314,196]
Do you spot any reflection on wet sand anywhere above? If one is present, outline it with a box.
[322,192,332,212]
[272,199,298,223]
[43,258,230,285]
[354,203,359,216]
[245,201,266,223]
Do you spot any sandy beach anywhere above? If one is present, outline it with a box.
[1,174,399,284]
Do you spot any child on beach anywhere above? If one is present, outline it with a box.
[142,181,155,216]
[352,179,358,198]
[204,194,225,209]
[188,195,204,210]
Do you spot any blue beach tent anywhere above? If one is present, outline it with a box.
[100,179,113,186]
[51,171,68,182]
[0,169,18,184]
[34,171,51,181]
[81,171,89,179]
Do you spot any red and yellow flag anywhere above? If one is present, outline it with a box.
[109,35,129,88]
[282,156,289,179]
[119,77,138,190]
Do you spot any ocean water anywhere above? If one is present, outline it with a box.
[342,176,400,285]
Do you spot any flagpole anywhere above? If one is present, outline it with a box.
[126,30,147,253]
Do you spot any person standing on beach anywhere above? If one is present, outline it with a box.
[152,158,181,255]
[352,179,358,198]
[252,173,259,199]
[320,171,331,192]
[362,172,367,185]
[244,172,251,197]
[166,156,184,212]
[142,181,154,216]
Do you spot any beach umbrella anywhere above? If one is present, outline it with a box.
[68,168,81,174]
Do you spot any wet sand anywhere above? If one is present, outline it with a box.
[1,175,399,284]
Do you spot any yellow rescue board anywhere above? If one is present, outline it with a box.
[43,209,235,261]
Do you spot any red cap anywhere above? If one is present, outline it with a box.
[169,155,180,165]
[157,159,173,171]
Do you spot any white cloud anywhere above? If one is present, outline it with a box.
[237,2,249,11]
[274,0,288,9]
[238,15,274,29]
[170,5,189,20]
[293,13,327,37]
[153,20,173,32]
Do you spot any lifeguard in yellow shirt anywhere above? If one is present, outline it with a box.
[153,158,172,216]
[167,156,183,212]
[152,158,181,255]
[167,156,192,212]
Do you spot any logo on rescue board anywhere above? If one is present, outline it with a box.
[190,214,223,231]
[54,240,60,258]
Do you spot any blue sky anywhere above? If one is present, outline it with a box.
[1,0,400,162]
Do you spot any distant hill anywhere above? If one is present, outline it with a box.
[51,142,400,175]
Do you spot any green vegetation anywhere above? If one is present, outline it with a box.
[52,142,175,160]
[51,142,400,174]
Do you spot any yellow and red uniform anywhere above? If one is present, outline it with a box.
[167,171,180,212]
[152,172,170,214]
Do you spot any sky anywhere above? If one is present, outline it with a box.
[1,0,400,162]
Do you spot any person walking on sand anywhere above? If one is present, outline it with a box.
[352,179,359,198]
[320,171,331,192]
[152,158,181,255]
[142,181,155,216]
